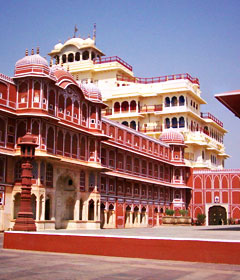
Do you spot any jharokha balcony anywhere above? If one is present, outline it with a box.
[93,56,133,72]
[201,112,223,128]
[102,104,163,117]
[140,104,163,113]
[116,73,199,85]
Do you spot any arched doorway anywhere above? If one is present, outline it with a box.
[55,175,76,229]
[208,206,227,225]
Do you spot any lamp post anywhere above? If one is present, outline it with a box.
[13,132,38,231]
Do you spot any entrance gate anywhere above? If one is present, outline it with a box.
[208,206,227,225]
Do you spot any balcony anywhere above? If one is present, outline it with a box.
[201,112,223,127]
[116,73,199,85]
[93,56,133,72]
[140,104,163,113]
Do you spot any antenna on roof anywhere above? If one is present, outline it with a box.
[73,24,78,38]
[93,23,96,43]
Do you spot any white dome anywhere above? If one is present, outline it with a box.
[54,42,63,50]
[63,38,84,48]
[83,38,94,46]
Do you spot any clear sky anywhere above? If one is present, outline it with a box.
[0,0,239,168]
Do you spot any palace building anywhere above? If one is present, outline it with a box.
[0,33,239,231]
[48,36,228,170]
[0,48,192,231]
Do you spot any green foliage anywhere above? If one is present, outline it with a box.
[179,209,188,217]
[197,213,206,225]
[165,209,175,216]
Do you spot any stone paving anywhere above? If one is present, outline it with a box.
[1,226,240,280]
[44,225,240,241]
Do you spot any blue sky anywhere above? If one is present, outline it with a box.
[0,0,239,168]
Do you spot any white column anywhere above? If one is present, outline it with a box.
[74,191,80,220]
[36,195,40,221]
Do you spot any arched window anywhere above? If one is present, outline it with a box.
[33,82,40,103]
[117,153,123,169]
[89,172,95,191]
[72,134,78,158]
[18,82,28,103]
[57,130,63,155]
[171,96,177,106]
[121,101,129,112]
[179,96,185,106]
[179,117,185,128]
[130,120,136,130]
[32,121,39,137]
[67,53,73,62]
[175,169,180,180]
[89,139,95,160]
[172,117,178,128]
[126,155,132,171]
[66,97,72,117]
[114,102,120,113]
[130,100,137,111]
[83,51,89,60]
[0,157,5,182]
[165,118,170,129]
[47,127,54,153]
[75,52,80,61]
[82,103,87,122]
[64,132,71,156]
[62,54,66,63]
[58,94,64,114]
[91,52,96,60]
[80,137,86,160]
[109,150,115,168]
[88,199,94,220]
[14,160,22,181]
[122,121,128,127]
[101,148,106,165]
[73,101,79,119]
[134,158,139,173]
[46,163,53,186]
[80,170,85,191]
[90,106,96,120]
[0,118,6,143]
[165,97,170,107]
[17,121,26,142]
[45,196,51,220]
[48,90,55,112]
[40,161,45,184]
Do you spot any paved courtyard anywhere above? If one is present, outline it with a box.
[1,226,240,280]
[43,225,240,241]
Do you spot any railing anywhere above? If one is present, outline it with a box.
[140,104,163,113]
[93,56,133,72]
[0,73,14,83]
[117,73,199,85]
[139,126,162,133]
[201,112,223,127]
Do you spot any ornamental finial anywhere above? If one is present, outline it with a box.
[36,47,39,54]
[31,48,34,55]
[25,49,28,56]
[93,23,96,42]
[73,24,78,38]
